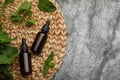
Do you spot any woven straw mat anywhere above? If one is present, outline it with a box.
[1,0,67,80]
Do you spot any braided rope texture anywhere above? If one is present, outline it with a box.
[1,0,67,80]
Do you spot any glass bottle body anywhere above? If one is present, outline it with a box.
[19,52,32,75]
[31,32,47,54]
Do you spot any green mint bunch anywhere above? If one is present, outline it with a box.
[10,1,35,27]
[0,25,18,80]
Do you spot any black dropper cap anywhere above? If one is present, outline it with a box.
[21,38,28,52]
[41,20,50,33]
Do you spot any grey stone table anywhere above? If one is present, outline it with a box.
[52,0,120,80]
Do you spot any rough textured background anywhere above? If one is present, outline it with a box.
[52,0,120,80]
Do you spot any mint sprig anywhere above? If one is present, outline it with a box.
[10,1,35,27]
[43,51,55,75]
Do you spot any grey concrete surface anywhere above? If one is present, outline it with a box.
[52,0,120,80]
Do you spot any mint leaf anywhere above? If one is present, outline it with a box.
[45,51,54,63]
[0,71,13,80]
[43,51,55,75]
[10,14,23,22]
[18,1,32,12]
[1,46,18,62]
[24,11,32,17]
[0,55,11,64]
[0,31,12,43]
[26,18,36,27]
[8,47,18,62]
[48,62,55,67]
[0,22,2,31]
[43,65,49,75]
[0,64,11,72]
[4,0,14,6]
[1,46,13,55]
[38,0,56,12]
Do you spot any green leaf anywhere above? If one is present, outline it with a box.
[0,22,2,31]
[45,51,54,63]
[26,18,36,27]
[23,11,32,17]
[0,13,2,18]
[5,71,13,80]
[0,71,13,80]
[18,1,32,12]
[0,31,12,43]
[1,46,18,62]
[1,46,13,55]
[43,65,49,75]
[48,62,55,67]
[0,64,11,72]
[10,14,23,22]
[8,47,18,62]
[43,51,55,75]
[0,55,11,64]
[38,0,56,12]
[4,0,14,6]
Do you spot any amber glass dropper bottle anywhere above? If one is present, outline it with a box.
[31,20,50,54]
[19,38,32,75]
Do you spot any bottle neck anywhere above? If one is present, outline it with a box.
[21,49,28,53]
[21,38,28,53]
[41,30,47,34]
[41,20,50,34]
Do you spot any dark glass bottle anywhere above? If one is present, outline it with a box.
[19,38,32,75]
[31,20,50,54]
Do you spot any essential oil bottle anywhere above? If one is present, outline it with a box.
[31,20,50,54]
[19,38,32,75]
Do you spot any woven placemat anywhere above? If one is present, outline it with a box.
[1,0,67,80]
